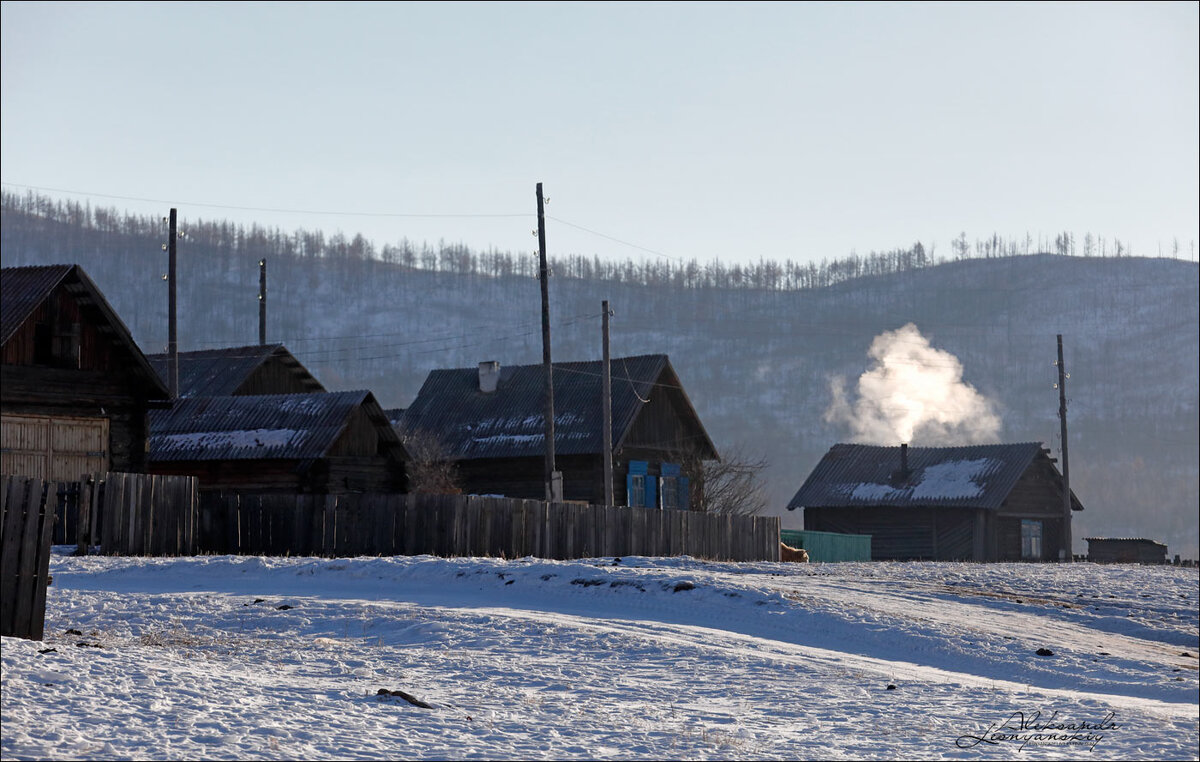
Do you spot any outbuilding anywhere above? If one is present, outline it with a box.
[148,390,407,493]
[789,442,1083,561]
[1085,537,1168,564]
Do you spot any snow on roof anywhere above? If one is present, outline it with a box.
[788,443,1048,511]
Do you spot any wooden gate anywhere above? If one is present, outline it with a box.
[1,414,109,481]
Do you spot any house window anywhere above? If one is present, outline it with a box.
[659,462,688,511]
[630,474,646,508]
[660,476,676,511]
[626,460,655,508]
[1021,520,1043,560]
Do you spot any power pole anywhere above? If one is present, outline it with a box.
[1057,334,1072,561]
[536,182,558,501]
[167,208,179,399]
[258,258,267,345]
[602,300,613,507]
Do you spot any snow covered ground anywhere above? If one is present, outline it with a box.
[2,551,1197,761]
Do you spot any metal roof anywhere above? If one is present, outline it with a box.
[1,264,169,399]
[398,354,717,460]
[0,264,73,344]
[146,344,325,397]
[148,390,402,462]
[787,442,1051,511]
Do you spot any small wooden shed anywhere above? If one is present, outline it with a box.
[789,442,1083,561]
[1085,537,1168,564]
[148,390,407,493]
[147,344,324,397]
[398,354,718,507]
[1,264,169,479]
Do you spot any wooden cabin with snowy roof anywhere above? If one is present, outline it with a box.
[397,354,718,507]
[787,443,1083,562]
[1,264,169,479]
[148,391,407,493]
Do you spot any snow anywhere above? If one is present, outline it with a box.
[3,552,1197,761]
[850,482,903,501]
[910,459,994,500]
[153,428,303,452]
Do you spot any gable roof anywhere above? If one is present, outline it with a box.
[1,264,169,399]
[399,354,717,460]
[787,442,1066,511]
[148,390,403,462]
[146,344,324,397]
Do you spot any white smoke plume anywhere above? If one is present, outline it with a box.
[825,323,1002,444]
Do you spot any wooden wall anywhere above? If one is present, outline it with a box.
[238,355,319,395]
[805,506,981,561]
[150,455,405,494]
[2,284,157,475]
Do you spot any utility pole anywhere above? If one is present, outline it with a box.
[536,182,558,501]
[1057,334,1072,561]
[602,300,613,507]
[167,208,179,399]
[259,258,267,345]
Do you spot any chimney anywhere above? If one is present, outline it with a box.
[478,361,500,393]
[900,443,909,479]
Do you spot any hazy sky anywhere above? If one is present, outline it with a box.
[2,1,1197,266]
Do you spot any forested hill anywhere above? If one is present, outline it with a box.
[2,193,1197,557]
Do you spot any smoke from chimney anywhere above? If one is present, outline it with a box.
[825,323,1001,444]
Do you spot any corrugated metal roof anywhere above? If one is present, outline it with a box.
[0,264,73,344]
[146,344,325,397]
[1,264,169,399]
[787,442,1047,511]
[398,354,717,460]
[149,390,401,462]
[1084,537,1167,546]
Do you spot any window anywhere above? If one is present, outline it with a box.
[627,460,648,507]
[1021,520,1043,560]
[660,475,676,511]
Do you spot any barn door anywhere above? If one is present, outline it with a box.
[1,414,109,481]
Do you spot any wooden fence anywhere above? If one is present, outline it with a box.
[45,472,199,556]
[198,492,781,562]
[1,476,56,640]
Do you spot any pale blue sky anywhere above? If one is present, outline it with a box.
[2,1,1197,265]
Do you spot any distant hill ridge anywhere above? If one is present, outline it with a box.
[2,192,1197,557]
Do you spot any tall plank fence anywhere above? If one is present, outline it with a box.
[198,492,781,562]
[43,472,199,556]
[1,476,56,639]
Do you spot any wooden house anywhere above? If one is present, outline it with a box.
[788,443,1083,561]
[1085,537,1168,564]
[398,354,719,507]
[147,390,407,493]
[147,344,324,397]
[1,264,170,480]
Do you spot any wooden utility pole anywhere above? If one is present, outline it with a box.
[602,300,613,507]
[536,182,558,501]
[167,208,179,398]
[1057,334,1073,561]
[259,258,267,345]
